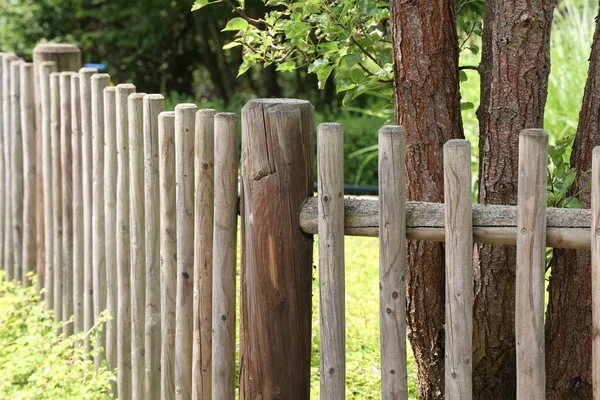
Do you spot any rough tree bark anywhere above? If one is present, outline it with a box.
[390,1,463,398]
[474,0,555,398]
[545,5,600,398]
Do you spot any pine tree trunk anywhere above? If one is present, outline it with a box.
[545,6,600,398]
[390,1,463,398]
[474,0,556,397]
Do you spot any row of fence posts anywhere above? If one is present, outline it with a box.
[3,43,595,400]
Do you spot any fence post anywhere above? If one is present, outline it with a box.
[91,73,111,369]
[129,92,147,400]
[143,94,165,400]
[40,61,57,307]
[591,146,600,395]
[50,72,63,322]
[240,99,314,399]
[193,109,216,400]
[2,53,17,283]
[158,111,176,400]
[515,129,547,399]
[60,72,74,336]
[174,103,198,400]
[33,43,81,289]
[71,73,83,335]
[116,83,136,400]
[11,60,24,284]
[21,63,36,286]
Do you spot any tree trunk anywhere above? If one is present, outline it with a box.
[390,1,463,398]
[544,5,600,398]
[474,0,555,398]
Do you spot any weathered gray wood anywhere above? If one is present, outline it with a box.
[50,72,63,322]
[2,54,17,283]
[0,54,6,280]
[40,61,57,307]
[212,112,238,400]
[143,94,165,400]
[174,103,197,400]
[592,146,600,398]
[515,129,547,399]
[104,85,118,396]
[33,44,81,290]
[443,139,473,399]
[129,92,147,400]
[116,83,136,400]
[21,63,37,287]
[11,60,24,284]
[91,73,110,369]
[317,123,345,400]
[80,68,96,352]
[71,74,84,335]
[192,109,216,400]
[240,99,314,398]
[159,111,177,400]
[299,199,592,249]
[60,72,74,335]
[378,126,407,399]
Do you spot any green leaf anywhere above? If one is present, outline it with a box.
[460,101,474,111]
[192,0,221,11]
[222,41,242,50]
[276,61,297,72]
[285,21,309,38]
[316,65,334,89]
[222,17,249,32]
[459,70,468,82]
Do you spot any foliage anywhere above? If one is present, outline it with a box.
[0,272,115,399]
[547,135,587,208]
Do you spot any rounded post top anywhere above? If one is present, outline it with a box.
[128,92,147,101]
[144,93,165,101]
[91,73,111,81]
[175,103,198,111]
[39,61,57,68]
[79,67,97,75]
[196,109,217,117]
[520,128,547,138]
[115,83,136,91]
[33,43,80,55]
[444,138,471,149]
[159,111,175,119]
[593,146,600,156]
[215,112,238,120]
[318,122,343,135]
[379,125,405,136]
[242,98,313,113]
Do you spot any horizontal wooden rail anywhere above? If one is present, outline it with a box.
[299,198,591,249]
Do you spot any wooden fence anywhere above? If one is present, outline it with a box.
[1,44,600,399]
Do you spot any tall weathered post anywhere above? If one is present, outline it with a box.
[240,99,314,398]
[33,43,80,289]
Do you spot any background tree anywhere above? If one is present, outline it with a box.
[473,0,557,397]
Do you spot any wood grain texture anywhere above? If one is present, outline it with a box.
[592,147,600,400]
[192,109,216,400]
[40,61,57,307]
[20,63,36,286]
[32,44,80,290]
[11,60,24,284]
[174,103,197,400]
[71,74,83,335]
[240,99,314,399]
[91,73,110,368]
[50,72,63,322]
[2,54,16,283]
[317,123,345,400]
[104,86,118,396]
[0,54,4,278]
[299,199,591,249]
[129,92,147,400]
[443,140,473,399]
[60,72,74,335]
[211,112,238,400]
[378,126,407,399]
[143,94,165,400]
[515,129,547,400]
[116,83,136,400]
[159,111,177,400]
[80,67,97,351]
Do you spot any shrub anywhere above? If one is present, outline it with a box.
[0,272,115,399]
